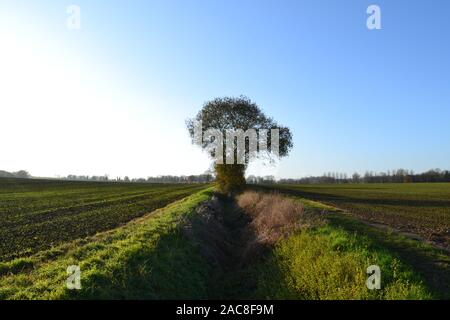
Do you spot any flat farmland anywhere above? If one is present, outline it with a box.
[0,178,210,261]
[271,183,450,248]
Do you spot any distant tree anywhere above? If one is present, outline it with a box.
[444,170,450,181]
[13,170,31,179]
[0,170,15,178]
[246,175,257,184]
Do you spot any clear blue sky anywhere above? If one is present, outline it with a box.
[1,0,449,178]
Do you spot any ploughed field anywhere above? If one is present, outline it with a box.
[271,183,450,248]
[0,178,209,261]
[0,180,448,299]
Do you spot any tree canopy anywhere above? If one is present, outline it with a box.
[187,96,293,192]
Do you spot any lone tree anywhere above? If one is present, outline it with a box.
[187,96,293,193]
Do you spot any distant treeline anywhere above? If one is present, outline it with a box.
[247,175,277,184]
[65,174,214,184]
[0,170,31,179]
[0,170,214,184]
[276,169,450,184]
[3,168,450,184]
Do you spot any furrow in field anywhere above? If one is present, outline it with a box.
[0,181,209,261]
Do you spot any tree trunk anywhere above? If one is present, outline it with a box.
[215,164,246,194]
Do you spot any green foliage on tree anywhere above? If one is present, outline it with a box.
[187,96,293,193]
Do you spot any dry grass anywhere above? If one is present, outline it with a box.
[237,191,320,244]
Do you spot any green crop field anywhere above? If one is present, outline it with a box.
[1,178,449,300]
[0,178,210,261]
[266,183,450,249]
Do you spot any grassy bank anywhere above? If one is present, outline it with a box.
[0,189,213,299]
[238,192,443,300]
[253,225,432,299]
[325,213,450,299]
